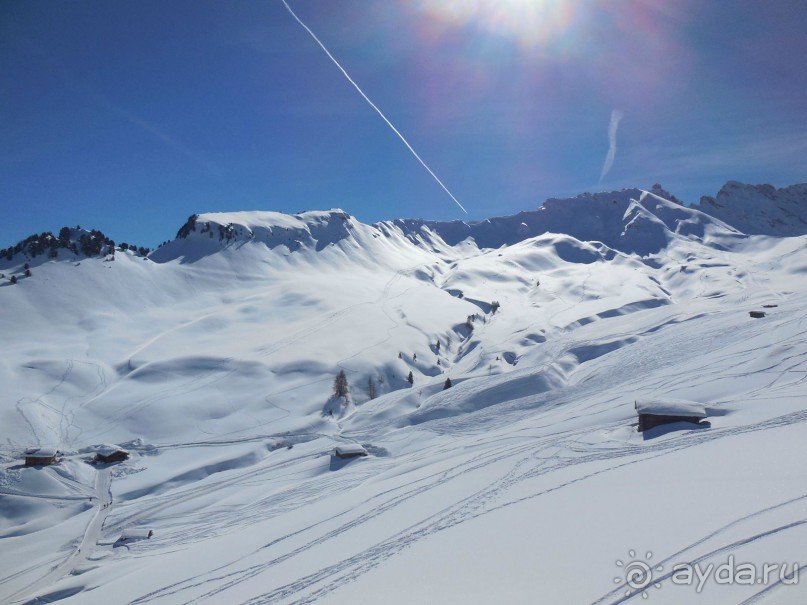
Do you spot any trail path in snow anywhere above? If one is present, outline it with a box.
[6,466,112,604]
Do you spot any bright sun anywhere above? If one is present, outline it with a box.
[413,0,577,49]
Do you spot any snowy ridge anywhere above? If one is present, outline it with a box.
[154,209,358,260]
[148,208,456,271]
[145,186,743,270]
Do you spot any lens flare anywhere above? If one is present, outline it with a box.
[412,0,577,50]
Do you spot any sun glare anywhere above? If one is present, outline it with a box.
[413,0,577,49]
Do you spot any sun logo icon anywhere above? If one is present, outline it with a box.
[614,550,663,598]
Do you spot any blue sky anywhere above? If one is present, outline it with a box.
[2,0,806,248]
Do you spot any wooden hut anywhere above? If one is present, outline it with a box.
[116,529,154,543]
[636,399,707,432]
[95,444,129,464]
[24,448,58,466]
[333,444,368,459]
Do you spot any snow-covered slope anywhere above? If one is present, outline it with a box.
[693,181,807,236]
[2,187,806,605]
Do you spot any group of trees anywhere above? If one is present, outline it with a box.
[332,368,451,402]
[5,263,31,284]
[1,226,149,266]
[328,299,504,405]
[118,242,151,256]
[334,370,382,401]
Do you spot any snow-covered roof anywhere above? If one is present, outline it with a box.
[118,528,153,541]
[334,444,368,456]
[635,399,707,418]
[26,447,57,457]
[96,443,128,456]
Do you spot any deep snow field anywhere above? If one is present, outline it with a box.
[1,187,806,604]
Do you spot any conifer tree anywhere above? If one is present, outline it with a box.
[333,370,349,399]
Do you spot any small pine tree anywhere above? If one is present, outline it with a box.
[443,377,452,390]
[367,376,377,400]
[491,301,500,314]
[10,275,17,284]
[24,268,31,277]
[407,371,414,385]
[436,341,440,351]
[333,370,349,399]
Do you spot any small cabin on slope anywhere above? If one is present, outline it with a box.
[24,448,58,466]
[95,444,129,464]
[636,399,707,432]
[333,444,368,459]
[116,529,154,543]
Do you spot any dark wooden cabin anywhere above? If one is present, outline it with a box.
[24,448,58,466]
[333,444,368,459]
[636,399,707,432]
[95,444,130,464]
[116,529,154,543]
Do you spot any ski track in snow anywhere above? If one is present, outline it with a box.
[122,404,807,604]
[5,466,112,604]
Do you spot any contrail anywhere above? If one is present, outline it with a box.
[281,0,468,214]
[599,109,624,183]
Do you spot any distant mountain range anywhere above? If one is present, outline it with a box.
[1,181,805,272]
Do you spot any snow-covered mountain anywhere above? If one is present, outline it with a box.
[2,184,807,605]
[693,181,807,236]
